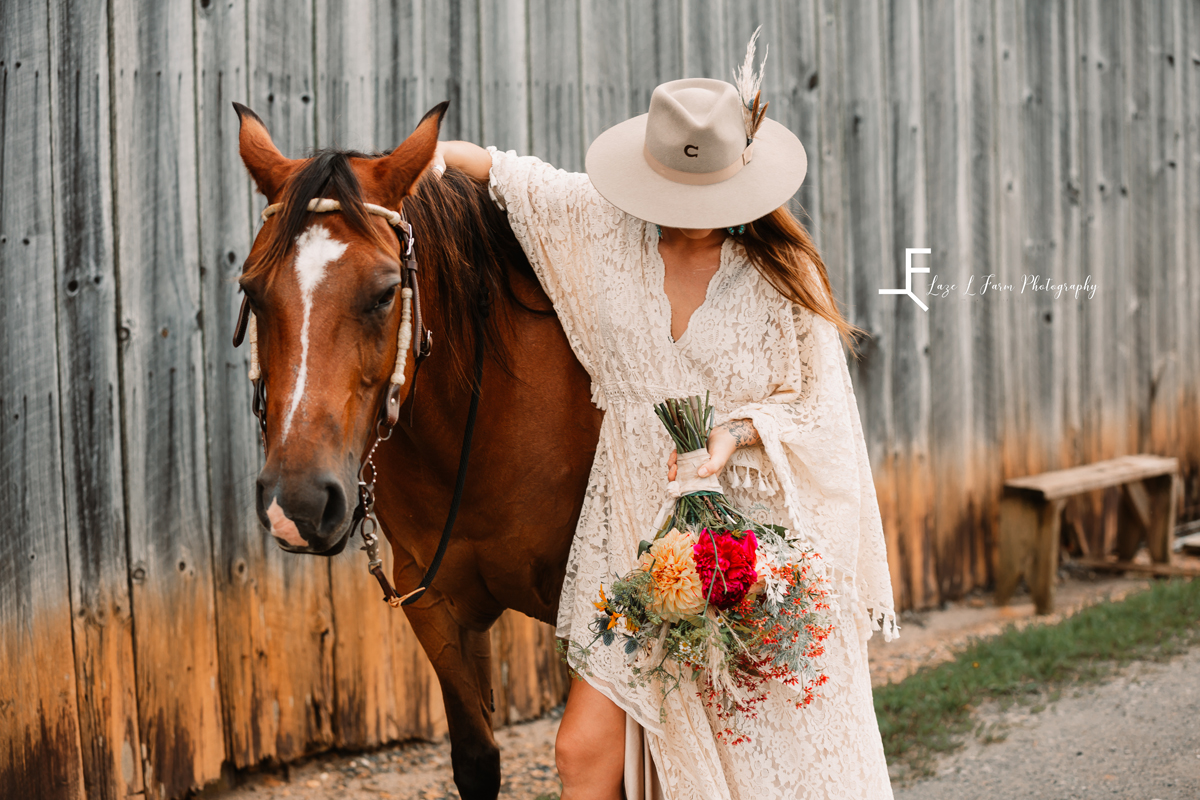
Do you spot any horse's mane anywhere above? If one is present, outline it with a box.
[242,148,544,383]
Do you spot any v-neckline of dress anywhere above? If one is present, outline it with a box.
[646,222,736,349]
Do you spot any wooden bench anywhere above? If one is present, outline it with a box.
[995,454,1180,614]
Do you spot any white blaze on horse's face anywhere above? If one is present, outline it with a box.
[279,224,348,444]
[266,498,307,547]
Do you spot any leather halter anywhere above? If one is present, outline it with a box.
[233,197,432,416]
[233,197,481,608]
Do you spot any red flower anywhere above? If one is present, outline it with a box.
[692,528,758,610]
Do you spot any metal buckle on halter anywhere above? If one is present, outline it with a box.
[399,217,415,258]
[355,458,381,570]
[251,379,267,436]
[353,435,404,607]
[397,214,432,361]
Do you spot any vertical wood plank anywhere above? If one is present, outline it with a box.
[922,0,973,599]
[814,0,847,310]
[837,0,897,584]
[1146,0,1185,456]
[994,0,1033,488]
[965,0,1002,589]
[247,0,316,220]
[1057,0,1083,477]
[580,0,630,147]
[680,0,725,79]
[47,0,143,797]
[776,0,821,226]
[628,0,682,115]
[480,0,530,152]
[372,0,425,148]
[197,0,337,769]
[527,0,583,169]
[882,0,932,611]
[316,0,379,150]
[109,0,224,795]
[1125,0,1155,453]
[423,0,481,142]
[1078,0,1131,466]
[1183,0,1200,491]
[0,3,87,796]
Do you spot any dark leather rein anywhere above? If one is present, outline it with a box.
[233,202,483,608]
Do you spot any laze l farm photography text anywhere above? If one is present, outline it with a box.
[925,273,1100,300]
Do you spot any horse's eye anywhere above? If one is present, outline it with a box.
[374,286,397,310]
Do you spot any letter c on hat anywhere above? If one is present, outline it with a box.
[684,144,699,158]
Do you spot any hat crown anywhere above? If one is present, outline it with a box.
[644,78,746,175]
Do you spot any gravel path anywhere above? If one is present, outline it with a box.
[893,645,1200,800]
[208,574,1166,799]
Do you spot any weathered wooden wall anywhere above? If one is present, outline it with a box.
[2,0,1199,798]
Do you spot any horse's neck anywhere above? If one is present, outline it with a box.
[392,261,483,465]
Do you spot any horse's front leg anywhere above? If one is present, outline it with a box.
[404,594,501,800]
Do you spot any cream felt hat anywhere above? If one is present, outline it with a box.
[585,77,807,230]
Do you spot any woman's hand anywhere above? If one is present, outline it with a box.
[429,143,447,179]
[433,140,492,182]
[666,419,761,481]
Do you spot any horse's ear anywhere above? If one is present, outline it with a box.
[372,101,450,208]
[234,102,298,201]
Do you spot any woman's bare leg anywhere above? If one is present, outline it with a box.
[556,675,626,800]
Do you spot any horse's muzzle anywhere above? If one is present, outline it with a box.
[257,468,352,554]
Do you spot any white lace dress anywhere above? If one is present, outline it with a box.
[487,147,898,800]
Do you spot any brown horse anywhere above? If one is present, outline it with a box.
[234,102,601,798]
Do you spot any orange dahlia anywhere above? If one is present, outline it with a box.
[638,528,706,622]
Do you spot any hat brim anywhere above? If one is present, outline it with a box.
[585,115,807,229]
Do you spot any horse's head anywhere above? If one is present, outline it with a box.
[234,102,446,555]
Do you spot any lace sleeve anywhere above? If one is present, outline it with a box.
[486,147,612,383]
[723,304,899,644]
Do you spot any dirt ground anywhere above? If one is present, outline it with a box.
[892,646,1200,800]
[205,573,1156,800]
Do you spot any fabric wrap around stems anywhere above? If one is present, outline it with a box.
[650,448,722,533]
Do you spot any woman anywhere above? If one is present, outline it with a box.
[435,72,897,800]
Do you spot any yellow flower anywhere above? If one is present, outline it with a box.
[638,528,705,622]
[593,586,608,611]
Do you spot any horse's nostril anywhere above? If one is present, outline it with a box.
[319,478,346,535]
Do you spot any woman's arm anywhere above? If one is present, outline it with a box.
[433,140,491,181]
[666,419,762,481]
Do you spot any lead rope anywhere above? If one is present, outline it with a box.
[355,331,483,607]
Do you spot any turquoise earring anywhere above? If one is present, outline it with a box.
[727,224,746,236]
[656,224,663,238]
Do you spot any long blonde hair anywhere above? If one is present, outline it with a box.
[740,206,863,349]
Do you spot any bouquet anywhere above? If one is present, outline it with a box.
[572,394,833,745]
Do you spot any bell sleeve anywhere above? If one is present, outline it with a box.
[485,147,609,385]
[723,302,899,644]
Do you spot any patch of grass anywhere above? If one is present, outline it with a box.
[875,578,1200,778]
